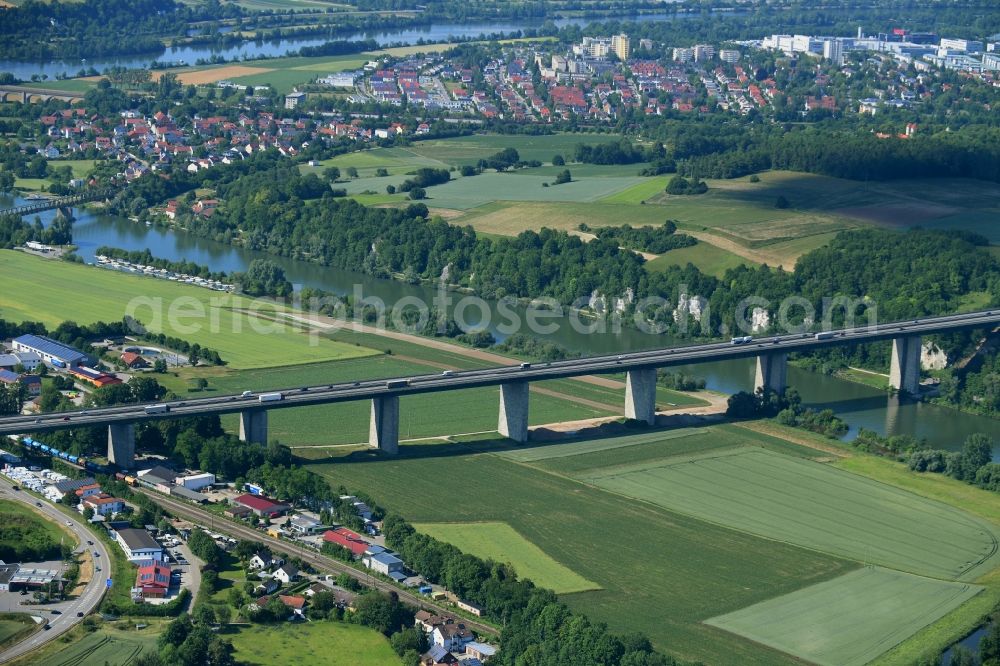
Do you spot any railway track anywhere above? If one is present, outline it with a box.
[138,489,500,637]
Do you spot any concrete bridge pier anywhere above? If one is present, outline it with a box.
[107,422,135,468]
[498,381,530,443]
[889,335,921,395]
[239,409,269,445]
[625,367,658,425]
[369,396,399,455]
[754,353,788,394]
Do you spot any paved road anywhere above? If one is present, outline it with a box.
[141,490,499,637]
[0,309,997,436]
[0,478,111,664]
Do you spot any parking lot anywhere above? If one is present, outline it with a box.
[145,535,201,605]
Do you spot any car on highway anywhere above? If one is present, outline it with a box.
[94,551,99,557]
[62,416,70,421]
[86,540,92,545]
[65,521,73,526]
[50,610,60,615]
[76,611,84,617]
[441,370,453,376]
[35,502,41,507]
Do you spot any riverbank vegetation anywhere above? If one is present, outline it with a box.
[726,388,849,438]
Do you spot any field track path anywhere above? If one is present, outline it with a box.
[683,231,798,268]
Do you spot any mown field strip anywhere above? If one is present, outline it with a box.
[413,521,601,594]
[706,567,983,666]
[496,428,709,462]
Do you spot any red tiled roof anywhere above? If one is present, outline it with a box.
[322,528,368,556]
[234,494,285,512]
[279,594,306,609]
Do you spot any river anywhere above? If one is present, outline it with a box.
[4,193,996,451]
[0,12,683,81]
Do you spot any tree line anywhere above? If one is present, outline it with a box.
[383,514,674,666]
[587,220,698,254]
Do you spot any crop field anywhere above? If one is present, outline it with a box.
[420,172,647,210]
[228,621,399,665]
[413,521,601,593]
[26,626,160,666]
[0,251,376,369]
[598,176,672,204]
[496,427,717,464]
[707,567,983,666]
[518,424,822,475]
[227,68,318,94]
[311,431,855,665]
[307,146,449,177]
[229,0,349,10]
[583,447,1000,581]
[452,200,670,234]
[146,54,367,93]
[908,210,1000,243]
[405,133,627,166]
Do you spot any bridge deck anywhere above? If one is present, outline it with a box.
[0,309,996,437]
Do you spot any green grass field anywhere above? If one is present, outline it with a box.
[227,621,400,666]
[0,615,36,650]
[413,521,600,593]
[706,567,983,666]
[310,431,855,665]
[0,251,377,369]
[645,241,749,278]
[582,447,1000,581]
[0,499,75,553]
[49,159,97,178]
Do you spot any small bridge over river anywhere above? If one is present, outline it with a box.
[0,188,117,218]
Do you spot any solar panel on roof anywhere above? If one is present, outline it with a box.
[13,335,86,362]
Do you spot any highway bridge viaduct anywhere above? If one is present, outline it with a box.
[0,310,996,467]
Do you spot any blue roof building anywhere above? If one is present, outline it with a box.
[366,551,404,576]
[12,335,88,367]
